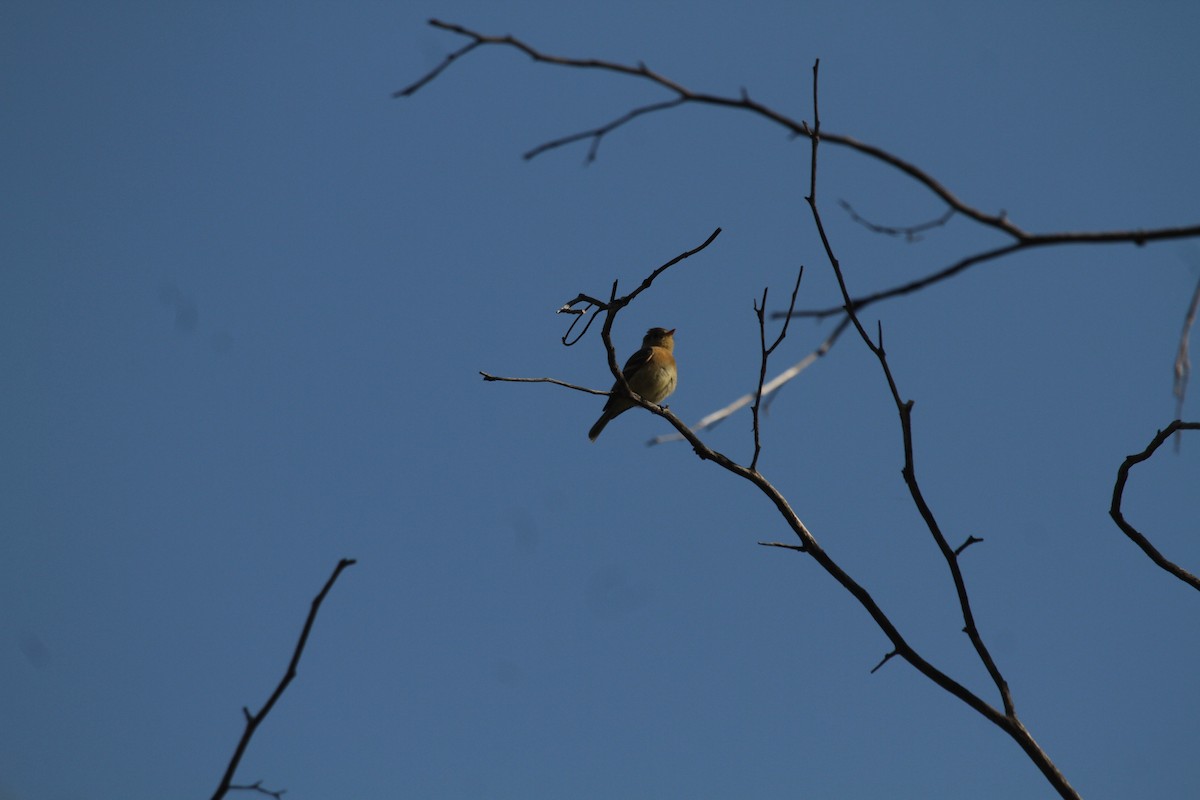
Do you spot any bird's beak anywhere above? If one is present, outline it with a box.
[667,328,676,336]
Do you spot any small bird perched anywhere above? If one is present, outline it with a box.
[588,327,677,441]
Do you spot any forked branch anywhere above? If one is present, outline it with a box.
[419,23,1149,799]
[750,266,804,471]
[396,19,1200,438]
[211,559,356,800]
[804,58,1078,799]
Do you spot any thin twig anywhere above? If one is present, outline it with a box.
[758,541,807,553]
[393,37,481,97]
[750,266,804,472]
[524,98,686,163]
[625,228,722,306]
[479,372,609,396]
[954,536,985,557]
[591,230,721,413]
[870,650,898,674]
[1109,420,1200,592]
[229,780,286,799]
[838,200,955,242]
[211,559,356,800]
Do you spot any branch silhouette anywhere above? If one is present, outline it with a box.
[1109,421,1200,592]
[803,59,1077,800]
[404,22,1200,800]
[398,18,1200,433]
[211,558,356,800]
[750,266,804,472]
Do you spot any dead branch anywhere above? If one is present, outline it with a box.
[750,266,804,472]
[838,200,955,242]
[229,780,285,799]
[400,20,1033,238]
[1109,420,1200,592]
[480,372,609,397]
[784,230,1200,320]
[803,58,1078,799]
[211,559,356,800]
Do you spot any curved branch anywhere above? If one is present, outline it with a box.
[784,241,1026,320]
[784,225,1200,320]
[1109,420,1200,592]
[839,200,955,242]
[524,98,686,163]
[399,21,1200,329]
[398,21,1063,240]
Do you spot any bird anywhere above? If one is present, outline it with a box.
[588,327,677,441]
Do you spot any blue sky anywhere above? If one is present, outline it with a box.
[3,3,1199,798]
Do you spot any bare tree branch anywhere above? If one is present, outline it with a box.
[750,266,804,472]
[838,200,955,242]
[870,650,898,674]
[784,230,1200,320]
[954,535,985,557]
[229,780,285,799]
[401,19,1200,454]
[463,45,1071,780]
[396,21,1022,238]
[399,19,1200,263]
[211,559,357,800]
[393,35,482,97]
[803,58,1079,800]
[1109,420,1200,592]
[479,197,1043,799]
[480,372,609,396]
[407,22,1200,798]
[757,541,806,553]
[524,98,686,163]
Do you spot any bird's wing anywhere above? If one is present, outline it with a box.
[619,346,655,382]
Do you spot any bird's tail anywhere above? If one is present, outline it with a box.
[587,413,611,442]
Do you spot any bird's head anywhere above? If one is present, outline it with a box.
[643,327,676,350]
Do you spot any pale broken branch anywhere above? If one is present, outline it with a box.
[1172,274,1200,429]
[648,316,851,445]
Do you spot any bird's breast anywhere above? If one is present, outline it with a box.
[636,363,677,404]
